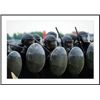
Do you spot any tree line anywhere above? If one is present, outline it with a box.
[7,31,64,40]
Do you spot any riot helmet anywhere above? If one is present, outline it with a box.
[33,34,41,43]
[44,35,57,51]
[78,31,90,43]
[21,33,34,47]
[77,31,91,54]
[62,34,73,53]
[47,31,57,38]
[70,34,77,42]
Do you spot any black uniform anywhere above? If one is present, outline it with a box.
[39,35,57,78]
[76,31,93,78]
[62,34,73,54]
[11,33,38,78]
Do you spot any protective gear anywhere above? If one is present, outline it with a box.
[56,38,62,46]
[50,47,68,76]
[86,43,94,70]
[62,34,73,53]
[90,34,94,42]
[33,34,41,43]
[7,41,12,55]
[44,35,57,51]
[21,33,34,46]
[69,34,78,46]
[47,31,57,38]
[76,32,90,55]
[70,34,77,42]
[68,47,84,75]
[7,51,22,77]
[47,31,62,46]
[78,31,90,43]
[26,43,45,73]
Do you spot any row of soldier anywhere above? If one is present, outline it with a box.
[7,29,94,79]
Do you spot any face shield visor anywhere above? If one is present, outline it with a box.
[81,34,90,43]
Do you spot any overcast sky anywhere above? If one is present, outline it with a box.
[7,20,94,36]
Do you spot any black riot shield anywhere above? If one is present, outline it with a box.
[7,51,22,77]
[68,47,84,76]
[50,46,68,76]
[26,43,45,73]
[86,43,94,70]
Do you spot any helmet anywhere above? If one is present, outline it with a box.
[70,34,77,42]
[47,31,57,38]
[33,34,41,43]
[62,34,73,53]
[21,33,34,46]
[44,35,57,51]
[78,31,90,43]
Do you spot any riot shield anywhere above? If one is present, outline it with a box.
[86,43,94,70]
[26,43,45,73]
[7,51,22,77]
[50,46,68,76]
[68,47,84,75]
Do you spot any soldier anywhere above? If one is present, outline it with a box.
[76,31,90,55]
[76,31,93,78]
[19,33,46,78]
[13,33,35,78]
[62,34,73,54]
[40,35,57,78]
[11,33,34,54]
[79,43,94,78]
